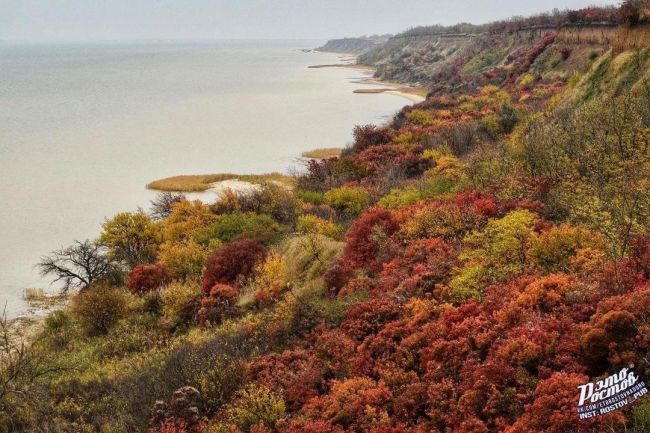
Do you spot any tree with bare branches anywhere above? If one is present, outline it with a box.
[37,240,120,292]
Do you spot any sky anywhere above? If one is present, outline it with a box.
[0,0,617,42]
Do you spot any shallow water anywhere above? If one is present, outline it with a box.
[0,40,408,318]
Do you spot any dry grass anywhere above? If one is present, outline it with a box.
[147,173,295,192]
[281,234,344,283]
[301,148,343,159]
[23,288,68,307]
[613,26,650,53]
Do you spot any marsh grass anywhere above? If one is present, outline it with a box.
[23,288,67,306]
[301,148,343,159]
[147,173,294,192]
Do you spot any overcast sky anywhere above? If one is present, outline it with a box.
[1,0,617,42]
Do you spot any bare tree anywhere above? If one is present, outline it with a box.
[149,192,185,220]
[37,240,119,292]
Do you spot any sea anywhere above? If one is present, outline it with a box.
[0,40,409,318]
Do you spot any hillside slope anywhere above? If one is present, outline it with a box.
[358,8,632,93]
[2,3,650,433]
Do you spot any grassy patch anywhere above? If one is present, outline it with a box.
[582,52,612,102]
[301,148,343,159]
[147,173,294,192]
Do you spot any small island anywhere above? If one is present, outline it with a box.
[146,172,294,192]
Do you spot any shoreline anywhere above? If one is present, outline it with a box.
[6,293,68,346]
[309,53,427,103]
[7,48,423,337]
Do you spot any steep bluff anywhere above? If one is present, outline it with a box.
[315,37,387,55]
[357,18,650,98]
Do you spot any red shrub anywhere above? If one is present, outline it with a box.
[342,208,400,272]
[342,298,402,342]
[311,327,357,378]
[379,237,458,296]
[323,262,355,295]
[352,124,393,152]
[351,144,432,178]
[127,262,172,295]
[302,377,392,431]
[622,0,641,25]
[201,239,266,293]
[505,373,625,433]
[582,286,650,374]
[246,350,324,410]
[281,420,345,433]
[149,386,203,433]
[197,284,239,325]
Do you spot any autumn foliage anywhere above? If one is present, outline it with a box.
[127,262,172,295]
[17,4,650,433]
[201,238,267,293]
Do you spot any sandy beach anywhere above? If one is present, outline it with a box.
[309,54,427,103]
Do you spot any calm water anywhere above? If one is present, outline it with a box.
[0,40,408,318]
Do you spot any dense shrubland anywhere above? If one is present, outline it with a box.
[2,3,650,433]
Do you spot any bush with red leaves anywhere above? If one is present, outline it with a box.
[631,234,650,277]
[325,208,400,293]
[246,350,325,411]
[505,373,625,433]
[379,237,458,296]
[201,239,266,293]
[342,208,400,271]
[352,124,393,152]
[127,262,172,295]
[342,298,402,342]
[302,377,392,431]
[150,386,203,433]
[621,0,642,25]
[197,283,239,325]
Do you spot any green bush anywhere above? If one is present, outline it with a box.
[195,212,282,245]
[45,310,70,333]
[323,186,371,219]
[44,310,72,349]
[450,209,538,300]
[378,187,422,209]
[633,400,650,432]
[297,189,324,205]
[140,291,163,316]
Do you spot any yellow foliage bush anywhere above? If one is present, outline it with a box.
[450,209,538,300]
[99,211,161,266]
[158,240,218,280]
[253,251,288,294]
[224,384,286,431]
[162,199,216,243]
[160,280,202,326]
[529,224,606,273]
[406,109,438,127]
[296,214,343,239]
